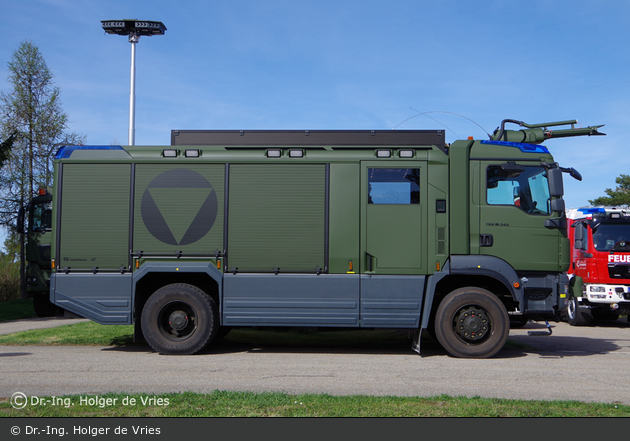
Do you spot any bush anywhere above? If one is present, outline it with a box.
[0,255,20,302]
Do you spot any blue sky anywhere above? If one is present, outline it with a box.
[1,0,628,242]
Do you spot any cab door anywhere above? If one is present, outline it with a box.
[477,161,562,272]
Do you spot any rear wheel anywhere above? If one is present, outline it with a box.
[33,293,58,317]
[434,287,509,358]
[141,283,218,355]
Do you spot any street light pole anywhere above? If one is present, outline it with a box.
[129,32,138,146]
[101,20,166,146]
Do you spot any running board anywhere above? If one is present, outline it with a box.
[527,320,553,336]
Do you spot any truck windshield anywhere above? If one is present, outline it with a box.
[30,201,52,231]
[592,223,630,251]
[486,165,551,215]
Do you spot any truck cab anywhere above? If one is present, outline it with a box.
[19,189,55,316]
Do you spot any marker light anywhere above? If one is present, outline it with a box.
[289,149,304,158]
[376,150,391,158]
[185,149,200,157]
[266,149,282,158]
[162,149,178,157]
[399,150,414,158]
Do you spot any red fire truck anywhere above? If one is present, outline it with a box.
[566,207,630,325]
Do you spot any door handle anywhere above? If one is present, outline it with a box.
[366,253,375,272]
[480,234,493,247]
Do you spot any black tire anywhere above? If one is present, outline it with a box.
[434,287,509,359]
[566,296,591,326]
[33,293,58,317]
[141,283,218,355]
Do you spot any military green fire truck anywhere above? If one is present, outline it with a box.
[48,119,603,358]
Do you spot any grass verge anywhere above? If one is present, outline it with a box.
[0,321,134,346]
[0,299,37,322]
[1,391,629,417]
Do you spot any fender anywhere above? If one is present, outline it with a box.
[449,255,522,298]
[132,260,223,298]
[420,255,523,330]
[133,260,222,282]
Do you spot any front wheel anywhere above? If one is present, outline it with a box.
[566,296,591,326]
[434,287,509,358]
[141,284,218,355]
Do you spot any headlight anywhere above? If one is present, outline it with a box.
[589,286,606,293]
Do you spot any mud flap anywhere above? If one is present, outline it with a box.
[411,328,422,354]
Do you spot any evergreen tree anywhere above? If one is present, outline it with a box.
[0,40,85,296]
[588,174,630,207]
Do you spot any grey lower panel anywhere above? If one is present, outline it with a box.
[360,275,425,327]
[51,273,133,325]
[222,273,360,326]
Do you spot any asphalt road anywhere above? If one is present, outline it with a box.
[1,318,630,405]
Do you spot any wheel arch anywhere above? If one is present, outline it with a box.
[132,261,223,331]
[421,256,520,329]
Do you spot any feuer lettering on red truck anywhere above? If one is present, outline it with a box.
[608,254,630,263]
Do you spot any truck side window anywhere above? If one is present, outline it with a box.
[486,165,551,215]
[368,168,420,204]
[31,201,52,231]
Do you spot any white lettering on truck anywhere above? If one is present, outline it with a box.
[608,254,630,263]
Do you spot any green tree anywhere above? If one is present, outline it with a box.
[0,132,15,169]
[588,174,630,206]
[0,40,85,297]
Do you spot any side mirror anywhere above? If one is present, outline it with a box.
[561,166,582,182]
[548,168,564,198]
[550,198,565,213]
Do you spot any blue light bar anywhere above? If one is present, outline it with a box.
[578,207,606,214]
[481,140,550,154]
[55,145,124,159]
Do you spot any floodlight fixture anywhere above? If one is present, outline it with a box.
[101,19,167,146]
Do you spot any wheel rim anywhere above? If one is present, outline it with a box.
[567,298,577,320]
[157,301,198,342]
[453,305,492,344]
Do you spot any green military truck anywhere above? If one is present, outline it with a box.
[48,119,603,358]
[18,189,55,316]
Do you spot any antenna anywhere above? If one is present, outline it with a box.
[394,109,491,139]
